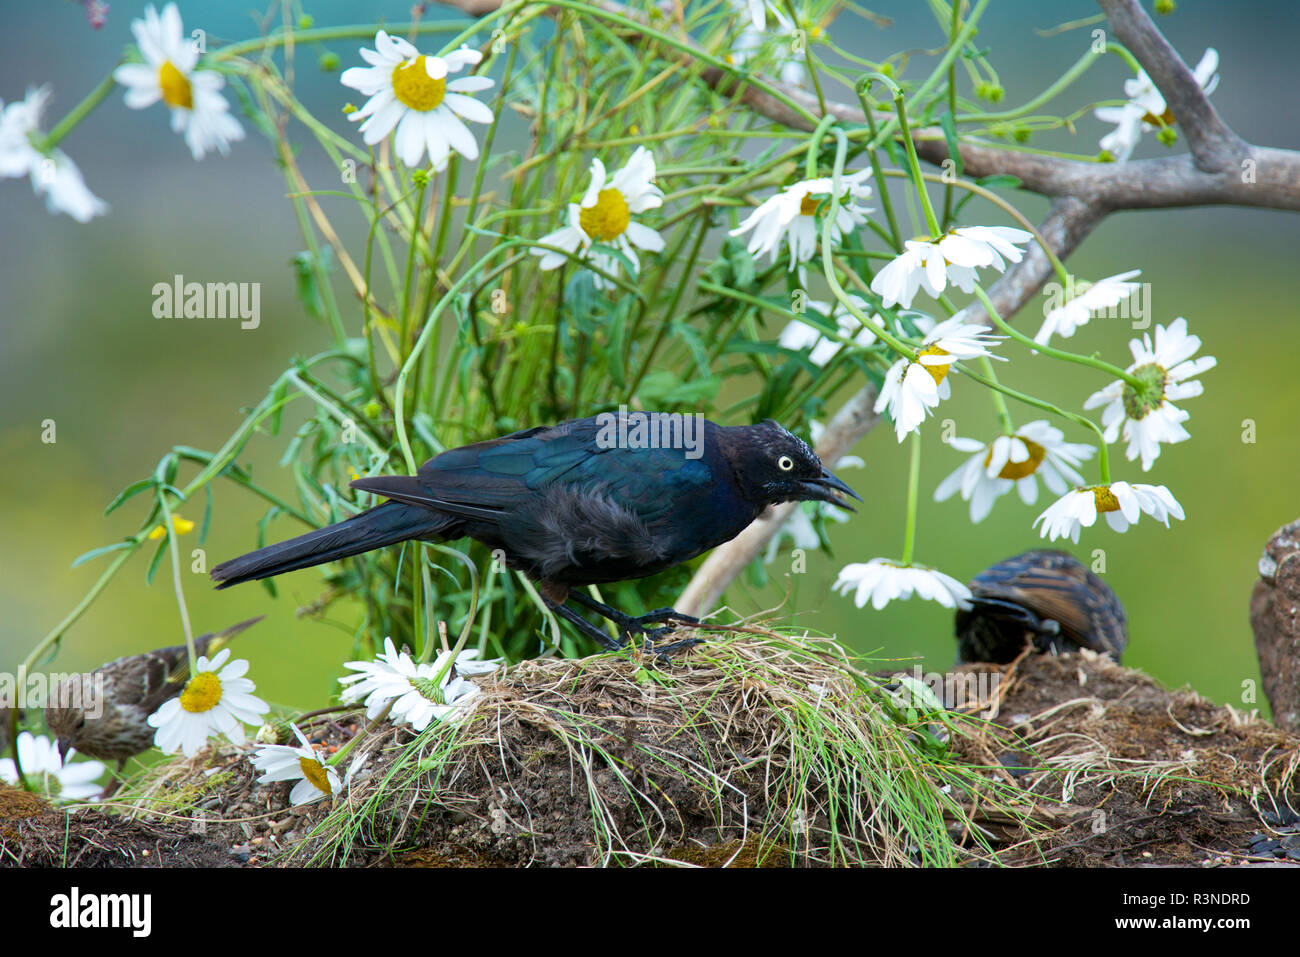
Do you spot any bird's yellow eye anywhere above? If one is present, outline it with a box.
[777,455,795,471]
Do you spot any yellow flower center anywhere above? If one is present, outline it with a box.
[916,344,951,385]
[298,756,333,796]
[799,193,821,216]
[391,56,447,112]
[1142,106,1175,127]
[579,188,631,241]
[1092,486,1121,513]
[986,437,1046,480]
[179,672,222,713]
[159,61,193,110]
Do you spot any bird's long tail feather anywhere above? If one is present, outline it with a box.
[210,501,455,588]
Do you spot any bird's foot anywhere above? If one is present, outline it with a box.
[621,607,700,632]
[639,630,705,660]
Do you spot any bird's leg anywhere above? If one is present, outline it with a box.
[542,597,628,651]
[567,591,700,633]
[566,592,702,659]
[97,759,127,801]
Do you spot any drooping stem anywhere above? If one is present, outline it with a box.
[901,431,922,565]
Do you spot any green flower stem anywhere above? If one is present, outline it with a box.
[399,176,431,357]
[212,21,473,60]
[901,431,922,565]
[979,355,1015,433]
[421,544,481,670]
[819,129,917,362]
[971,284,1142,390]
[893,87,942,238]
[524,0,819,126]
[394,240,545,474]
[854,77,903,252]
[805,114,837,179]
[867,0,991,151]
[957,46,1103,123]
[286,372,387,459]
[41,73,118,151]
[941,0,961,230]
[784,0,828,115]
[328,699,394,769]
[155,488,197,679]
[958,364,1111,484]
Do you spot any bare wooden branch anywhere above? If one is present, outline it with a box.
[1097,0,1247,171]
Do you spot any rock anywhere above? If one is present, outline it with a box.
[1249,518,1300,731]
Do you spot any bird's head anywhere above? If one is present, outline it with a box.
[723,420,861,511]
[44,706,85,764]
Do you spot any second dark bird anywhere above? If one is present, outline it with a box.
[955,550,1127,664]
[211,415,859,652]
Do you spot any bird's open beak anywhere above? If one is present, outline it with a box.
[799,467,862,512]
[56,736,73,764]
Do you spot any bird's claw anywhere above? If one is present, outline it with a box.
[640,632,704,660]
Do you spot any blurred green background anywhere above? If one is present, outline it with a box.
[2,0,1297,716]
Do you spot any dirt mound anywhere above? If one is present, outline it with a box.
[7,629,1299,867]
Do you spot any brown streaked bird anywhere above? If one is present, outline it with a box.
[45,617,264,781]
[954,550,1127,664]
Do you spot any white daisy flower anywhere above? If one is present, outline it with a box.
[742,0,784,29]
[1095,49,1219,160]
[870,225,1033,309]
[531,148,664,289]
[874,316,1004,441]
[729,169,874,272]
[1035,269,1143,345]
[0,87,107,222]
[1034,482,1184,543]
[0,732,105,802]
[250,724,340,806]
[112,3,245,160]
[340,32,494,171]
[339,637,501,732]
[833,559,972,611]
[1083,317,1215,471]
[146,648,269,758]
[729,1,807,90]
[935,420,1096,523]
[779,296,879,367]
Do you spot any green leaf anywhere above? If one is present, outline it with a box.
[104,478,156,517]
[71,540,134,568]
[144,538,168,585]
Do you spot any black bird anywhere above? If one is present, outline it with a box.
[212,415,859,653]
[954,549,1127,664]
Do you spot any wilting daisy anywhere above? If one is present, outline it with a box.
[531,148,664,289]
[875,316,1004,441]
[0,87,107,222]
[340,31,494,170]
[1083,317,1215,471]
[1095,49,1219,160]
[250,725,340,806]
[113,3,245,159]
[1035,270,1142,345]
[871,226,1033,309]
[730,169,873,271]
[147,648,269,758]
[1034,482,1184,543]
[0,732,105,802]
[834,559,972,610]
[778,295,879,366]
[935,421,1095,523]
[339,637,501,732]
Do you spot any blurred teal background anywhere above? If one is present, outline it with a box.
[2,1,1297,716]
